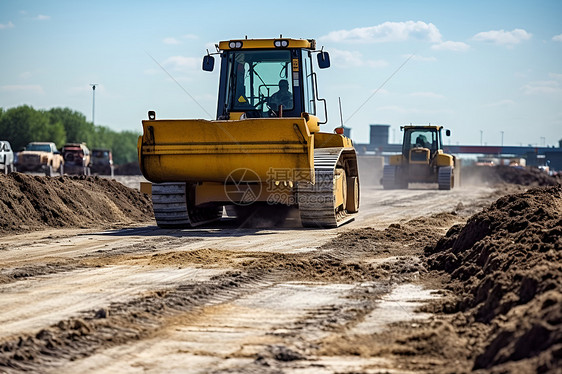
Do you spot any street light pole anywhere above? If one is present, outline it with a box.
[90,83,98,125]
[501,131,504,148]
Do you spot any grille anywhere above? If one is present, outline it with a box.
[22,154,40,162]
[410,150,429,162]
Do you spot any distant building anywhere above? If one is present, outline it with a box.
[370,124,390,147]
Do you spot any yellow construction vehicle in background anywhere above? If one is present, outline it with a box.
[138,38,359,228]
[382,125,458,190]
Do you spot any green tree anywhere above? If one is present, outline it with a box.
[48,107,95,145]
[1,105,140,164]
[44,121,67,148]
[110,130,140,164]
[0,105,65,150]
[91,125,113,149]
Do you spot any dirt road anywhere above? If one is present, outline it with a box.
[0,184,499,373]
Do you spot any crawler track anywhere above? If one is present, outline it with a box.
[298,147,359,228]
[152,182,222,228]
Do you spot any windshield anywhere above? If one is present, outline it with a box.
[226,50,294,114]
[404,129,440,152]
[26,144,53,152]
[93,150,109,158]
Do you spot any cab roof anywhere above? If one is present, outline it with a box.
[401,125,443,131]
[218,38,315,51]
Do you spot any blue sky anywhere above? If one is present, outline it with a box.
[1,0,561,146]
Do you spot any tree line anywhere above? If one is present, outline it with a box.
[0,105,139,165]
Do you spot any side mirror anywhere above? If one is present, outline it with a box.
[317,51,330,69]
[202,55,215,72]
[445,129,451,136]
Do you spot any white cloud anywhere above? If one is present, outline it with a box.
[472,28,531,46]
[521,73,562,95]
[163,56,200,71]
[320,21,442,44]
[0,85,44,94]
[34,14,50,21]
[521,80,561,95]
[431,41,470,52]
[409,91,445,99]
[330,49,388,68]
[20,71,32,79]
[163,37,181,45]
[0,21,14,29]
[553,34,562,42]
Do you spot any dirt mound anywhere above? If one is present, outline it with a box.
[425,185,562,372]
[0,173,153,234]
[463,165,560,186]
[149,249,390,283]
[321,212,459,256]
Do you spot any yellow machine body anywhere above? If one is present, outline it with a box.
[382,125,457,190]
[138,37,360,228]
[435,151,454,167]
[139,117,318,184]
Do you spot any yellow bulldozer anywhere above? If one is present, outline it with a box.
[138,38,359,228]
[381,125,458,190]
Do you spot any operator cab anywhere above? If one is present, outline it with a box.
[402,126,448,158]
[203,38,329,120]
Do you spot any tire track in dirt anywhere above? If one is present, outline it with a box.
[0,270,272,372]
[0,218,438,373]
[0,236,200,285]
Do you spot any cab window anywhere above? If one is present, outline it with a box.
[226,50,294,115]
[301,50,316,114]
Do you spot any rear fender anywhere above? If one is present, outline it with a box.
[435,153,454,167]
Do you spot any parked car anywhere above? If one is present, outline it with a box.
[61,143,91,175]
[0,140,15,174]
[16,142,64,176]
[90,148,114,176]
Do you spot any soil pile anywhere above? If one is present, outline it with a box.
[425,185,562,372]
[321,212,459,255]
[0,173,153,234]
[463,165,560,186]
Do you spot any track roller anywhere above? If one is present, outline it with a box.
[298,148,359,228]
[152,182,222,228]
